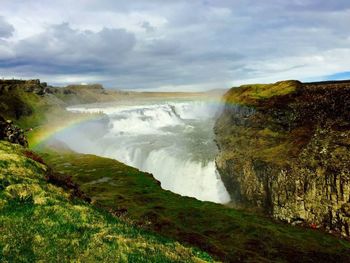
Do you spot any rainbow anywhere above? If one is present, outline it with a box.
[28,112,104,149]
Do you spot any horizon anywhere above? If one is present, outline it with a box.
[3,77,350,93]
[1,1,350,91]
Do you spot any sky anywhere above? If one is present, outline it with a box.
[0,0,350,91]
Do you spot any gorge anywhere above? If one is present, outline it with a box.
[29,78,350,238]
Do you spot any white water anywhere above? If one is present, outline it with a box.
[57,99,230,203]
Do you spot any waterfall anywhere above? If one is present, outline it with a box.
[60,100,230,203]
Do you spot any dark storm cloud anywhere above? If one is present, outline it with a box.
[0,0,350,90]
[13,23,136,72]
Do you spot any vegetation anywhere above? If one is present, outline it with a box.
[40,149,350,262]
[0,141,212,262]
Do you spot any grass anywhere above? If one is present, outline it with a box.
[224,80,301,106]
[0,141,213,263]
[39,149,350,262]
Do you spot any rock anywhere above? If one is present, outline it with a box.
[63,89,76,95]
[0,79,48,96]
[0,116,28,147]
[215,80,350,237]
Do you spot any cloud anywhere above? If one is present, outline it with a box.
[2,23,136,74]
[0,16,14,38]
[140,21,155,33]
[286,0,350,11]
[0,1,349,90]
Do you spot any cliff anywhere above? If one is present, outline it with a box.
[215,80,350,236]
[0,79,126,139]
[0,79,122,121]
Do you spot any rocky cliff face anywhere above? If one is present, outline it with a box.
[215,80,350,236]
[0,79,122,122]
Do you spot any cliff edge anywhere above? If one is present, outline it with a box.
[215,80,350,236]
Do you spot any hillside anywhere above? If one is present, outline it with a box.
[215,80,350,237]
[0,141,212,262]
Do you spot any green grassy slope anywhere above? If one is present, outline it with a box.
[41,150,350,263]
[0,141,212,262]
[223,80,301,107]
